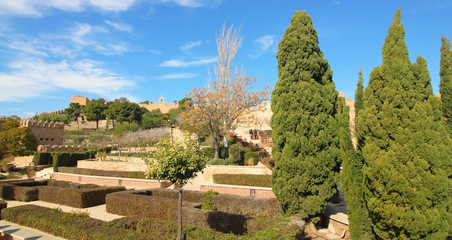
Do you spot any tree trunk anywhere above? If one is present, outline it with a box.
[214,140,220,159]
[96,120,99,130]
[177,188,183,240]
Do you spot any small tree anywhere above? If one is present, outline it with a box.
[84,98,107,130]
[145,137,208,240]
[65,103,84,129]
[440,35,452,135]
[187,25,271,159]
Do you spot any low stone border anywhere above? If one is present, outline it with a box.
[200,183,276,199]
[51,172,172,189]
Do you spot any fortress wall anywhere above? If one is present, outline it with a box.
[138,103,178,114]
[20,119,64,145]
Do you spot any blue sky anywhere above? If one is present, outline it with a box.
[0,0,451,118]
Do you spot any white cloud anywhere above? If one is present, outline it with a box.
[105,20,132,32]
[158,57,216,67]
[156,73,198,80]
[180,41,203,52]
[0,0,138,16]
[249,35,278,59]
[151,0,224,8]
[0,58,135,102]
[255,35,276,51]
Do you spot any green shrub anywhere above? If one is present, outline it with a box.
[213,174,272,188]
[244,152,259,166]
[202,146,228,159]
[33,152,53,165]
[0,200,6,219]
[228,144,243,163]
[52,151,91,171]
[57,167,146,179]
[38,183,125,208]
[201,191,218,210]
[251,223,301,240]
[209,158,235,165]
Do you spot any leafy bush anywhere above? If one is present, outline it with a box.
[213,174,272,188]
[244,152,259,166]
[201,191,218,210]
[33,152,53,165]
[202,146,228,159]
[52,151,91,171]
[209,158,236,165]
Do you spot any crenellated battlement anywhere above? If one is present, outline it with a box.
[20,119,64,129]
[20,118,64,145]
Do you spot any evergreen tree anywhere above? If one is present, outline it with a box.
[440,35,452,135]
[271,10,341,219]
[358,9,452,239]
[338,96,374,240]
[84,98,107,130]
[355,68,364,117]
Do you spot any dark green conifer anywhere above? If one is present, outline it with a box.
[358,9,452,239]
[271,10,341,219]
[338,96,374,240]
[440,35,452,135]
[355,68,364,117]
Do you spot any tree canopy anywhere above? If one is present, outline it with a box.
[84,98,107,129]
[271,10,341,219]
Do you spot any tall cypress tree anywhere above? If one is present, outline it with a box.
[358,9,452,239]
[440,35,452,135]
[355,68,364,117]
[339,96,374,240]
[271,10,341,219]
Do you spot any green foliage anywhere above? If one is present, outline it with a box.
[58,167,146,179]
[440,35,452,135]
[213,174,272,188]
[228,144,244,164]
[201,190,218,210]
[34,113,70,124]
[33,152,53,165]
[338,97,374,240]
[112,122,140,137]
[84,98,107,129]
[141,109,166,129]
[355,68,364,118]
[244,151,259,166]
[358,9,452,239]
[271,10,341,219]
[52,151,91,171]
[145,138,208,184]
[209,158,236,165]
[65,103,84,123]
[201,146,228,159]
[106,98,146,126]
[0,117,38,159]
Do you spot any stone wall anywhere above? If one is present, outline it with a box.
[201,165,272,183]
[20,119,64,146]
[138,102,178,114]
[13,156,34,167]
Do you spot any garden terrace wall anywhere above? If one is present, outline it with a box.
[38,181,125,208]
[77,160,147,172]
[106,189,248,234]
[58,167,146,179]
[51,172,172,189]
[201,183,277,199]
[202,165,272,183]
[0,180,48,201]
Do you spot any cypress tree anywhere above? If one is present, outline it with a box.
[440,35,452,135]
[338,96,374,240]
[358,9,452,239]
[271,10,341,219]
[355,68,364,117]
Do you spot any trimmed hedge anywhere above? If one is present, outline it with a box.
[58,167,146,179]
[0,200,6,219]
[213,174,272,188]
[38,183,125,208]
[0,180,48,201]
[53,152,92,171]
[106,190,248,234]
[2,205,251,239]
[33,152,53,165]
[2,205,149,240]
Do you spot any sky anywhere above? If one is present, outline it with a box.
[0,0,451,118]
